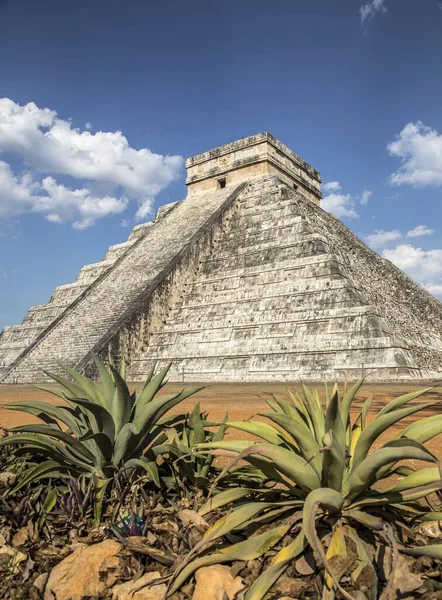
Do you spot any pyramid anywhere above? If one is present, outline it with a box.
[1,133,441,383]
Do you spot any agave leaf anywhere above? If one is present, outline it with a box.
[123,458,161,487]
[384,467,442,493]
[189,403,205,445]
[109,365,133,435]
[401,414,442,444]
[113,422,140,465]
[346,526,378,600]
[57,362,102,404]
[40,369,89,401]
[132,363,172,417]
[340,377,365,428]
[226,420,291,447]
[198,441,321,491]
[198,488,258,516]
[403,544,442,559]
[33,384,71,402]
[93,477,111,523]
[416,512,442,522]
[92,353,116,412]
[202,502,273,544]
[324,525,347,600]
[64,397,115,441]
[343,509,383,530]
[322,391,346,491]
[377,387,435,417]
[344,439,439,505]
[4,401,82,436]
[259,411,320,470]
[302,489,352,600]
[38,487,58,527]
[351,402,433,468]
[244,531,306,600]
[79,431,113,465]
[9,424,96,463]
[301,383,325,444]
[13,460,68,492]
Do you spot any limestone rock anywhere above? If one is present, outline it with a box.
[33,572,49,593]
[192,565,244,600]
[177,509,208,528]
[112,571,166,600]
[0,545,27,574]
[0,471,17,487]
[12,527,29,547]
[416,520,442,539]
[44,539,123,600]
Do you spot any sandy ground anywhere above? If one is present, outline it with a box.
[1,380,442,458]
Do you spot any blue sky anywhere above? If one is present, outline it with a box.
[0,0,442,330]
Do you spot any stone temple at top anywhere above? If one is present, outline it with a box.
[1,133,441,383]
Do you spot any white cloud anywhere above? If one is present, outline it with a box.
[365,229,401,248]
[360,189,372,205]
[360,0,387,24]
[382,243,442,298]
[388,122,442,187]
[323,181,342,193]
[321,192,359,219]
[407,225,435,238]
[0,98,183,227]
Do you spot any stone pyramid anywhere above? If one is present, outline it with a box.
[1,133,441,383]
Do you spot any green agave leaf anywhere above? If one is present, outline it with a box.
[301,384,325,444]
[123,458,161,487]
[416,512,442,522]
[113,422,140,465]
[41,369,89,401]
[322,391,346,491]
[199,488,256,516]
[259,411,320,471]
[57,362,102,404]
[401,414,442,444]
[385,466,442,493]
[109,365,133,435]
[4,401,82,436]
[13,460,67,492]
[9,424,96,463]
[226,420,291,447]
[202,502,273,545]
[343,509,383,530]
[377,386,435,417]
[93,477,111,523]
[132,363,172,417]
[79,431,113,465]
[244,531,306,600]
[351,402,434,468]
[344,439,439,505]
[64,397,115,441]
[288,390,314,430]
[38,487,58,527]
[340,377,365,428]
[92,353,116,412]
[198,441,320,491]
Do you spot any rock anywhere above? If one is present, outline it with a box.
[177,510,208,528]
[44,539,123,600]
[0,545,27,574]
[34,572,49,593]
[192,565,244,600]
[416,521,442,539]
[0,471,17,488]
[12,527,29,547]
[112,571,166,600]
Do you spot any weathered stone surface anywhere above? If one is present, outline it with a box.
[112,571,166,600]
[44,539,123,600]
[0,471,17,487]
[1,133,441,383]
[192,565,244,600]
[33,572,49,593]
[0,545,27,574]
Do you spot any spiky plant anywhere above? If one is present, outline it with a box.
[0,358,202,520]
[158,403,228,491]
[168,379,442,599]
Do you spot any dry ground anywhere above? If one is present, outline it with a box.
[1,380,442,461]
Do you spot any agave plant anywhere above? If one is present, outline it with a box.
[168,379,442,599]
[0,358,202,520]
[158,403,228,491]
